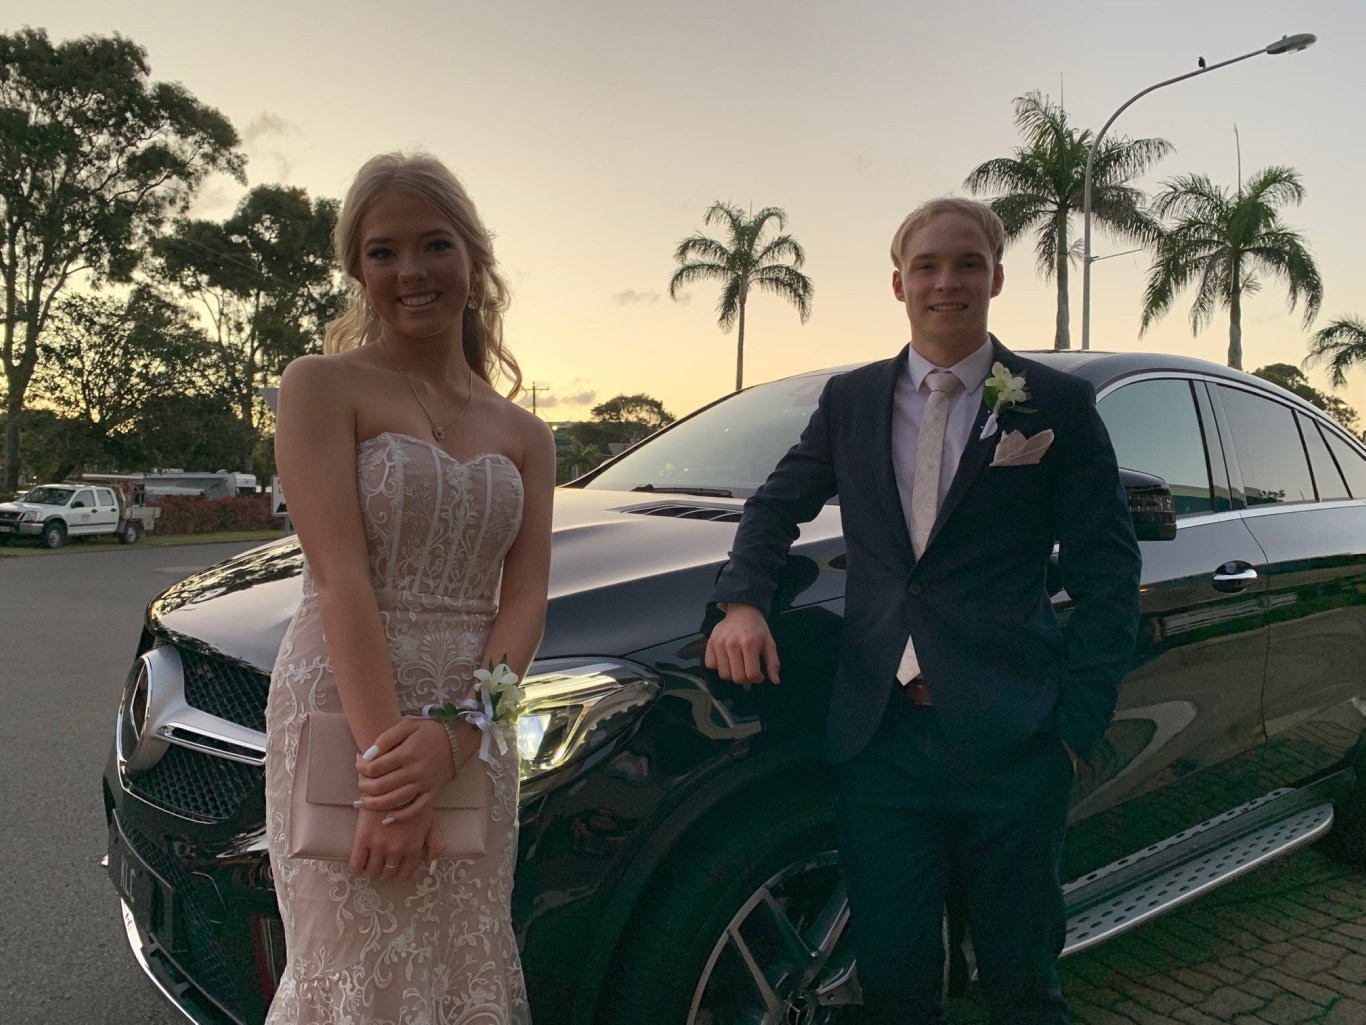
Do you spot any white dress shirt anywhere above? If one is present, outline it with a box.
[891,338,994,545]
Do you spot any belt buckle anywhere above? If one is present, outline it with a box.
[903,677,933,708]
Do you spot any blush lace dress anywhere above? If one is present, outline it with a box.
[264,432,529,1025]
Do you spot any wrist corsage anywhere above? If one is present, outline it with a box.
[424,657,526,765]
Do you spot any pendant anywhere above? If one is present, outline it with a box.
[433,427,445,441]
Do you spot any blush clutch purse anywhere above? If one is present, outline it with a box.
[287,711,491,861]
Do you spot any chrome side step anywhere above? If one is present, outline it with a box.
[1061,792,1335,957]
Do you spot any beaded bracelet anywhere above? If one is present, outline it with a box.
[440,720,463,781]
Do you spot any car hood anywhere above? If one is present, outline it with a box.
[0,501,65,513]
[149,487,843,673]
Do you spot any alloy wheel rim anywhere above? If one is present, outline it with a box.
[687,850,858,1025]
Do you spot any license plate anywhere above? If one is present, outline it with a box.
[107,823,164,937]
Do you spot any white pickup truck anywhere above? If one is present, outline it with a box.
[0,483,158,548]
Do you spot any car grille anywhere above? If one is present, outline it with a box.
[122,819,244,1019]
[0,511,20,526]
[127,743,263,823]
[179,646,269,732]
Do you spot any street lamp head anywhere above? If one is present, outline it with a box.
[1265,33,1317,55]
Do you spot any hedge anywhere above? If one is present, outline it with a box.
[151,495,277,535]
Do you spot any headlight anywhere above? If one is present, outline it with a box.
[19,510,39,522]
[516,657,660,782]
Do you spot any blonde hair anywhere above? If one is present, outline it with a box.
[889,197,1006,269]
[323,152,522,397]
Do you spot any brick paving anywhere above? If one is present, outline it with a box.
[949,847,1366,1024]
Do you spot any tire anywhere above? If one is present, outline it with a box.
[601,787,856,1025]
[41,521,66,549]
[118,520,142,545]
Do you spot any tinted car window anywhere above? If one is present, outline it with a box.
[1217,386,1314,506]
[1096,379,1213,516]
[585,373,830,497]
[1321,428,1366,499]
[1298,414,1350,500]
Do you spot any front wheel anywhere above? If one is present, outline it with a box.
[41,521,66,549]
[602,789,858,1025]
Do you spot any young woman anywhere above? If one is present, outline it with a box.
[264,152,554,1024]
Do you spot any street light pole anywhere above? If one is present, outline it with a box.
[1079,33,1316,350]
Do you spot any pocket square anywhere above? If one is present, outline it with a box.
[991,428,1054,467]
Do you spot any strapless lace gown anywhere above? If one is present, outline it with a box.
[264,432,529,1025]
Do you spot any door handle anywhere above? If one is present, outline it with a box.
[1212,562,1258,593]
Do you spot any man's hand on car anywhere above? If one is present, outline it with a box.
[704,602,781,685]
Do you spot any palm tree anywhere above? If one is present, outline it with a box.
[964,91,1170,349]
[557,437,604,483]
[1142,166,1322,370]
[669,202,813,391]
[1305,316,1366,387]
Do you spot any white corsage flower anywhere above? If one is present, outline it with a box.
[980,361,1036,439]
[426,657,524,763]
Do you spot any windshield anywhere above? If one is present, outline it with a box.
[583,372,832,498]
[19,486,75,506]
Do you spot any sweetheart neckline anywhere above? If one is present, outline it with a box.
[358,431,517,470]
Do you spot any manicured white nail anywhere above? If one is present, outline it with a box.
[382,815,395,825]
[352,800,364,809]
[362,745,380,761]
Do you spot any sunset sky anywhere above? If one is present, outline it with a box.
[15,1,1366,423]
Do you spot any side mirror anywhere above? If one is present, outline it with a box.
[1119,467,1176,542]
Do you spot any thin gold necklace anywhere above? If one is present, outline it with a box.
[378,339,474,442]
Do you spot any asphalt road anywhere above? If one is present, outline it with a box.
[1,541,1362,1024]
[0,541,261,1025]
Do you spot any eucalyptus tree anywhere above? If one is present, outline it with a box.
[30,287,213,469]
[669,202,813,391]
[1305,315,1366,388]
[0,28,243,490]
[1141,166,1321,370]
[964,91,1170,349]
[155,184,344,470]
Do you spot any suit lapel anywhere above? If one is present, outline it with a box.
[924,336,1017,553]
[874,345,914,566]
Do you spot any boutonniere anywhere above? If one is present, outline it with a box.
[979,361,1037,440]
[425,657,525,763]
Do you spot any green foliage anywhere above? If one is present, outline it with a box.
[590,393,675,427]
[0,28,243,490]
[555,435,605,483]
[1304,316,1366,389]
[32,286,212,437]
[1252,363,1359,434]
[669,202,813,391]
[964,91,1170,350]
[134,393,259,471]
[1,407,105,483]
[1142,167,1322,370]
[154,184,344,468]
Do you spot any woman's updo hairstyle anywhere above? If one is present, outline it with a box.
[323,152,521,397]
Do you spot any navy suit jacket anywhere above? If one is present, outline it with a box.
[710,337,1141,767]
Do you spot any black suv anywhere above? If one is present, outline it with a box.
[103,350,1366,1025]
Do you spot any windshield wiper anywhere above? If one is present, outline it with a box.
[630,484,735,498]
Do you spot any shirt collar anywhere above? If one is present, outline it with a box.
[905,336,994,394]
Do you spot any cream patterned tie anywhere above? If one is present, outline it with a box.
[910,370,963,558]
[898,369,962,685]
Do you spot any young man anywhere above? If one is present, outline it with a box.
[704,198,1141,1024]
